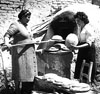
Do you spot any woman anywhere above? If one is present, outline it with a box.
[4,9,37,94]
[73,12,96,83]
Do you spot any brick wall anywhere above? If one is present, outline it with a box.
[0,0,24,36]
[0,0,92,36]
[0,0,92,69]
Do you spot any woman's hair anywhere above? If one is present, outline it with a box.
[74,12,89,24]
[18,9,31,19]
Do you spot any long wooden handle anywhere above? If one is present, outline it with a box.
[10,39,65,47]
[1,39,65,51]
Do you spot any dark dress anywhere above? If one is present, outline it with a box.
[74,24,96,83]
[74,42,96,82]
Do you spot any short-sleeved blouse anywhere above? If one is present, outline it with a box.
[79,24,95,45]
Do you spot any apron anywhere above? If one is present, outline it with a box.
[11,28,38,82]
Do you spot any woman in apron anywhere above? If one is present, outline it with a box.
[4,9,38,94]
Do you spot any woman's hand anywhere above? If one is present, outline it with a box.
[36,49,46,54]
[1,43,12,51]
[4,36,12,48]
[86,37,94,46]
[5,43,12,48]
